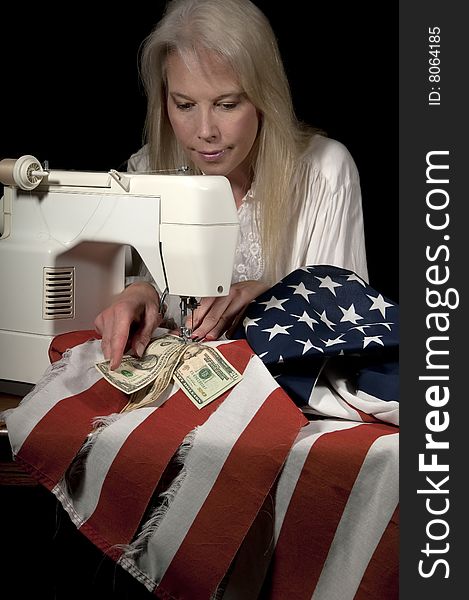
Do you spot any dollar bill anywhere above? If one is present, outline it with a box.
[121,342,188,412]
[95,334,187,394]
[173,345,243,409]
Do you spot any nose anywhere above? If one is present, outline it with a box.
[197,108,219,141]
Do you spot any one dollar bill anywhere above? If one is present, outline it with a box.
[95,334,187,394]
[121,342,188,412]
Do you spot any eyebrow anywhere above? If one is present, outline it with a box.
[169,92,244,102]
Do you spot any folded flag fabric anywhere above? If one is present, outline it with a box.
[233,265,399,424]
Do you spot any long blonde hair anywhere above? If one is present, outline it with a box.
[140,0,317,283]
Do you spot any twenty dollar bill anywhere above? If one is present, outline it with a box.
[174,345,243,409]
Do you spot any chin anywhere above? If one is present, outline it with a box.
[197,164,229,176]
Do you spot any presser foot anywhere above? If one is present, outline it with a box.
[179,296,199,343]
[180,325,193,343]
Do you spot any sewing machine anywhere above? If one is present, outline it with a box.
[0,155,239,387]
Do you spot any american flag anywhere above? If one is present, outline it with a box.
[233,264,399,424]
[3,265,399,599]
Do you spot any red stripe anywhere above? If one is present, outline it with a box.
[342,397,393,424]
[263,423,398,600]
[81,340,255,556]
[158,387,307,600]
[18,378,127,488]
[48,329,99,363]
[354,506,399,600]
[19,338,250,498]
[342,398,378,423]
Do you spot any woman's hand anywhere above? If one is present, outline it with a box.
[188,280,270,341]
[94,282,162,370]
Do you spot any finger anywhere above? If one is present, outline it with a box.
[190,297,231,337]
[191,299,235,340]
[200,292,254,340]
[94,313,104,335]
[189,297,216,329]
[226,312,244,339]
[101,337,112,362]
[200,315,231,341]
[130,304,162,358]
[109,318,133,370]
[94,312,113,361]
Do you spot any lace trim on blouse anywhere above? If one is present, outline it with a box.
[231,190,264,283]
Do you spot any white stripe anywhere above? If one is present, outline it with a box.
[222,420,359,599]
[5,340,104,453]
[307,377,362,421]
[55,406,157,526]
[274,420,361,545]
[324,363,399,425]
[356,390,400,425]
[124,354,277,584]
[48,340,241,528]
[311,432,399,600]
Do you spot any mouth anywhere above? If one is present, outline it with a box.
[196,148,227,161]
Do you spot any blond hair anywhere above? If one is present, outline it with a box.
[140,0,318,283]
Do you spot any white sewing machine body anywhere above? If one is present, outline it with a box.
[0,163,239,385]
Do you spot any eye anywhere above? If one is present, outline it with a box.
[218,102,238,110]
[176,102,194,111]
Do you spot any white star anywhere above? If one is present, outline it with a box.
[262,323,293,341]
[374,322,394,331]
[315,275,342,296]
[288,282,316,301]
[349,324,373,334]
[243,316,262,330]
[367,294,394,318]
[363,335,384,348]
[292,311,318,330]
[314,309,336,331]
[321,334,347,347]
[339,304,363,325]
[259,296,289,311]
[295,339,324,355]
[346,273,367,287]
[259,352,268,359]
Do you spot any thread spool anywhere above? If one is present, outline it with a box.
[0,155,46,190]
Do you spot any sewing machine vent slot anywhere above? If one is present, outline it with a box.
[42,267,75,320]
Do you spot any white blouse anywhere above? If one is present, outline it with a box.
[127,134,368,316]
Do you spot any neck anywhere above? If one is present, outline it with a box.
[227,162,252,208]
[231,185,250,208]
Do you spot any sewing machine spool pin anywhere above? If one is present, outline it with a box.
[0,155,49,190]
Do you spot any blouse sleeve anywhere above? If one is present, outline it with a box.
[289,137,369,283]
[126,145,150,173]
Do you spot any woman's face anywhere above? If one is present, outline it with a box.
[166,50,260,187]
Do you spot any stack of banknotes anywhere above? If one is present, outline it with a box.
[95,335,243,411]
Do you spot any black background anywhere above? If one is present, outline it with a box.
[0,2,398,301]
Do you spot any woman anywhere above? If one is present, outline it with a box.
[95,0,368,369]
